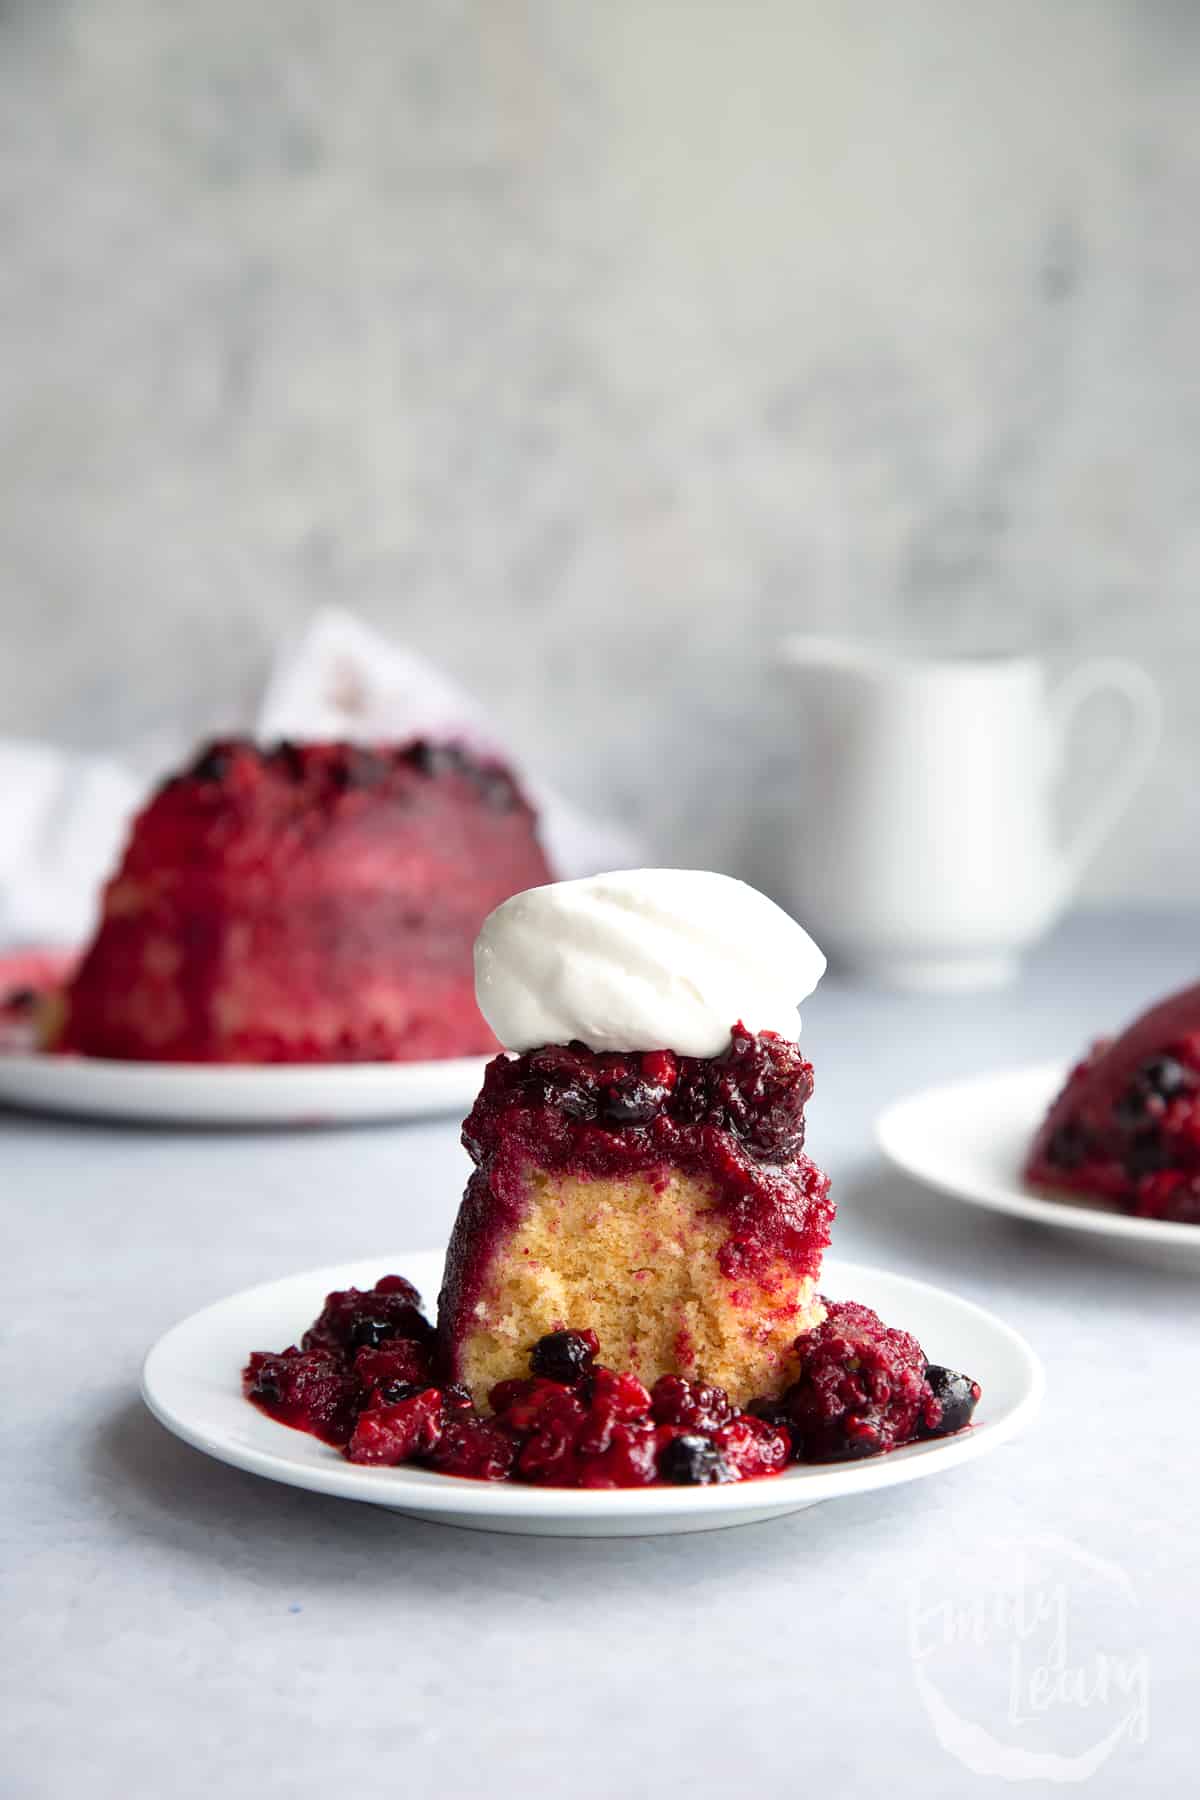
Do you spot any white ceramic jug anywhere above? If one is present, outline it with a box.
[775,640,1162,989]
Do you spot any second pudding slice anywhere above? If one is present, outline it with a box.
[438,870,834,1407]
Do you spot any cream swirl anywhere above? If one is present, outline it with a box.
[474,869,826,1057]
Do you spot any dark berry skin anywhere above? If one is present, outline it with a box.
[837,1418,883,1460]
[409,742,470,779]
[658,1434,732,1485]
[597,1074,669,1125]
[1115,1054,1191,1130]
[350,1314,407,1350]
[529,1329,599,1385]
[465,1028,814,1163]
[271,739,306,781]
[189,742,238,783]
[921,1366,981,1437]
[1140,1054,1188,1099]
[377,1380,426,1405]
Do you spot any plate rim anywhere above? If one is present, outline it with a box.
[140,1248,1044,1522]
[876,1060,1200,1248]
[0,1049,493,1126]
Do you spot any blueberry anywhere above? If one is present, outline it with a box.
[271,739,306,781]
[350,1315,400,1350]
[658,1434,732,1485]
[525,1049,597,1120]
[529,1330,597,1385]
[598,1076,665,1125]
[745,1395,792,1429]
[529,1079,595,1120]
[1141,1054,1187,1099]
[922,1365,981,1436]
[410,742,469,778]
[831,1417,882,1460]
[378,1380,425,1405]
[190,743,235,783]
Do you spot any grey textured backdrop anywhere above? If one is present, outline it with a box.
[2,0,1198,898]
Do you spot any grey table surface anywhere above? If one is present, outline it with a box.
[3,909,1197,1799]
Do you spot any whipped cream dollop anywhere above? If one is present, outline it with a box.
[474,869,826,1057]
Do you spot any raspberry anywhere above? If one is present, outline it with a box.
[352,1341,434,1401]
[345,1390,444,1465]
[243,1346,358,1445]
[572,1420,658,1488]
[710,1414,790,1479]
[782,1300,932,1462]
[650,1375,733,1433]
[427,1415,515,1480]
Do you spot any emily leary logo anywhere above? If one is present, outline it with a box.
[907,1534,1150,1782]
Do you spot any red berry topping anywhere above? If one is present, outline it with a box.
[649,1375,734,1433]
[243,1275,981,1487]
[242,1347,359,1446]
[345,1389,445,1465]
[302,1278,433,1354]
[780,1300,933,1462]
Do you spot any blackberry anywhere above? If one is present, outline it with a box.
[658,1434,731,1485]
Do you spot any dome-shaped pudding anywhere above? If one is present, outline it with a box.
[50,738,552,1062]
[1026,982,1200,1222]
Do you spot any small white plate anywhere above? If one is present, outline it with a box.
[142,1250,1042,1538]
[0,1052,490,1127]
[877,1062,1200,1263]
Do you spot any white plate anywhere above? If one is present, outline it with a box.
[877,1062,1200,1262]
[0,1052,490,1127]
[141,1249,1043,1537]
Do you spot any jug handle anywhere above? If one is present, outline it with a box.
[1052,658,1162,885]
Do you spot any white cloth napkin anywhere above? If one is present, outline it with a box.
[0,609,640,948]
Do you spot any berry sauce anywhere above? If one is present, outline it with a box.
[440,1029,836,1350]
[1026,984,1200,1223]
[243,1275,981,1487]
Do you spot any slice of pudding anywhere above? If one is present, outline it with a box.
[437,871,834,1406]
[1027,981,1200,1222]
